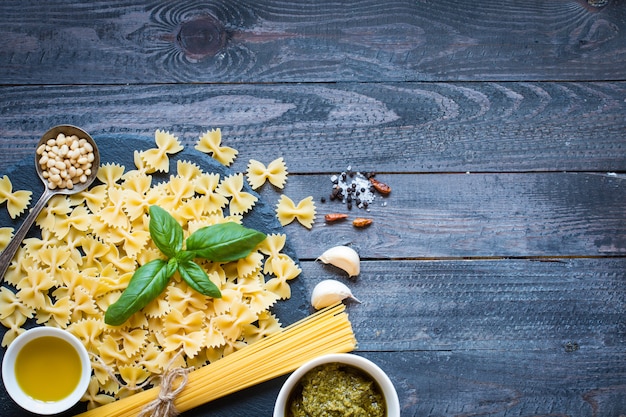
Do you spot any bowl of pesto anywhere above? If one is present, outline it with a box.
[274,353,400,417]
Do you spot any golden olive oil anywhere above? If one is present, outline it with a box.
[14,336,82,402]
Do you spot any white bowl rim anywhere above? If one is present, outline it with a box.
[1,326,91,415]
[273,353,400,417]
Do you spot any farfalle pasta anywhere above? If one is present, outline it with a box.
[140,130,184,173]
[0,175,32,219]
[0,227,13,251]
[0,129,308,410]
[264,256,302,300]
[275,195,317,229]
[217,174,258,216]
[195,128,238,167]
[246,157,288,189]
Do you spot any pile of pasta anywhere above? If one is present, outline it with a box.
[0,129,317,410]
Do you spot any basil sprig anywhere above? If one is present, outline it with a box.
[105,205,266,326]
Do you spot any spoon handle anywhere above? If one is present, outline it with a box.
[0,188,55,283]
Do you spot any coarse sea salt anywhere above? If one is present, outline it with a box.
[329,169,376,210]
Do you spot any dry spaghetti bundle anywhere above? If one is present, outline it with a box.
[75,303,356,417]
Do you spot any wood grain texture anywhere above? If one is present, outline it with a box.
[0,82,624,172]
[1,0,625,83]
[300,259,626,352]
[277,172,626,259]
[371,350,626,417]
[1,0,625,415]
[182,349,626,416]
[1,259,620,417]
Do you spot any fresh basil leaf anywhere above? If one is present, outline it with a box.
[175,250,196,263]
[178,260,222,298]
[186,222,266,262]
[149,205,183,258]
[104,259,175,326]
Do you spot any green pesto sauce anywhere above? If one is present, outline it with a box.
[287,363,386,417]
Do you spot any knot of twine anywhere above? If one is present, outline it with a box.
[138,356,189,417]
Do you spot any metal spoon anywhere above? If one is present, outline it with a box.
[0,125,100,282]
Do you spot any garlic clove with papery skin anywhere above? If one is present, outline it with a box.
[317,245,360,277]
[311,279,361,310]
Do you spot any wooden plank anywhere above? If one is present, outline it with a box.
[0,159,623,258]
[361,350,626,417]
[1,0,625,83]
[273,172,626,258]
[0,347,621,416]
[0,82,625,172]
[179,348,626,416]
[298,258,626,351]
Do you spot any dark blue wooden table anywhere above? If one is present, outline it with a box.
[0,1,625,416]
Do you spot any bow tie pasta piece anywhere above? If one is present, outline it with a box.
[68,318,106,352]
[275,195,316,229]
[158,175,196,214]
[140,130,184,173]
[35,195,73,233]
[193,173,229,214]
[109,327,149,358]
[142,293,171,319]
[258,233,287,257]
[239,279,280,316]
[257,233,289,274]
[176,160,202,182]
[242,311,281,344]
[97,163,125,188]
[52,205,91,240]
[99,334,130,364]
[15,267,56,310]
[204,318,227,349]
[97,187,131,230]
[118,365,151,391]
[72,183,108,214]
[235,250,264,279]
[162,309,206,357]
[264,255,302,300]
[121,171,153,194]
[213,301,257,342]
[0,175,32,219]
[246,157,288,189]
[166,284,211,315]
[0,227,13,251]
[36,295,71,328]
[0,287,34,322]
[0,310,27,347]
[195,128,238,167]
[70,286,100,322]
[217,173,258,216]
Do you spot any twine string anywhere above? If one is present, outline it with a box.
[138,352,189,417]
[90,351,189,417]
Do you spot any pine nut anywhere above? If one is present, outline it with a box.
[38,132,95,189]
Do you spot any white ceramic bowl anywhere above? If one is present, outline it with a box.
[2,327,91,415]
[274,353,400,417]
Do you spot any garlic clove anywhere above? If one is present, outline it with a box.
[317,245,360,277]
[311,279,360,310]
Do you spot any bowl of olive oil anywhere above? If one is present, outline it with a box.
[274,353,400,417]
[2,327,91,414]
